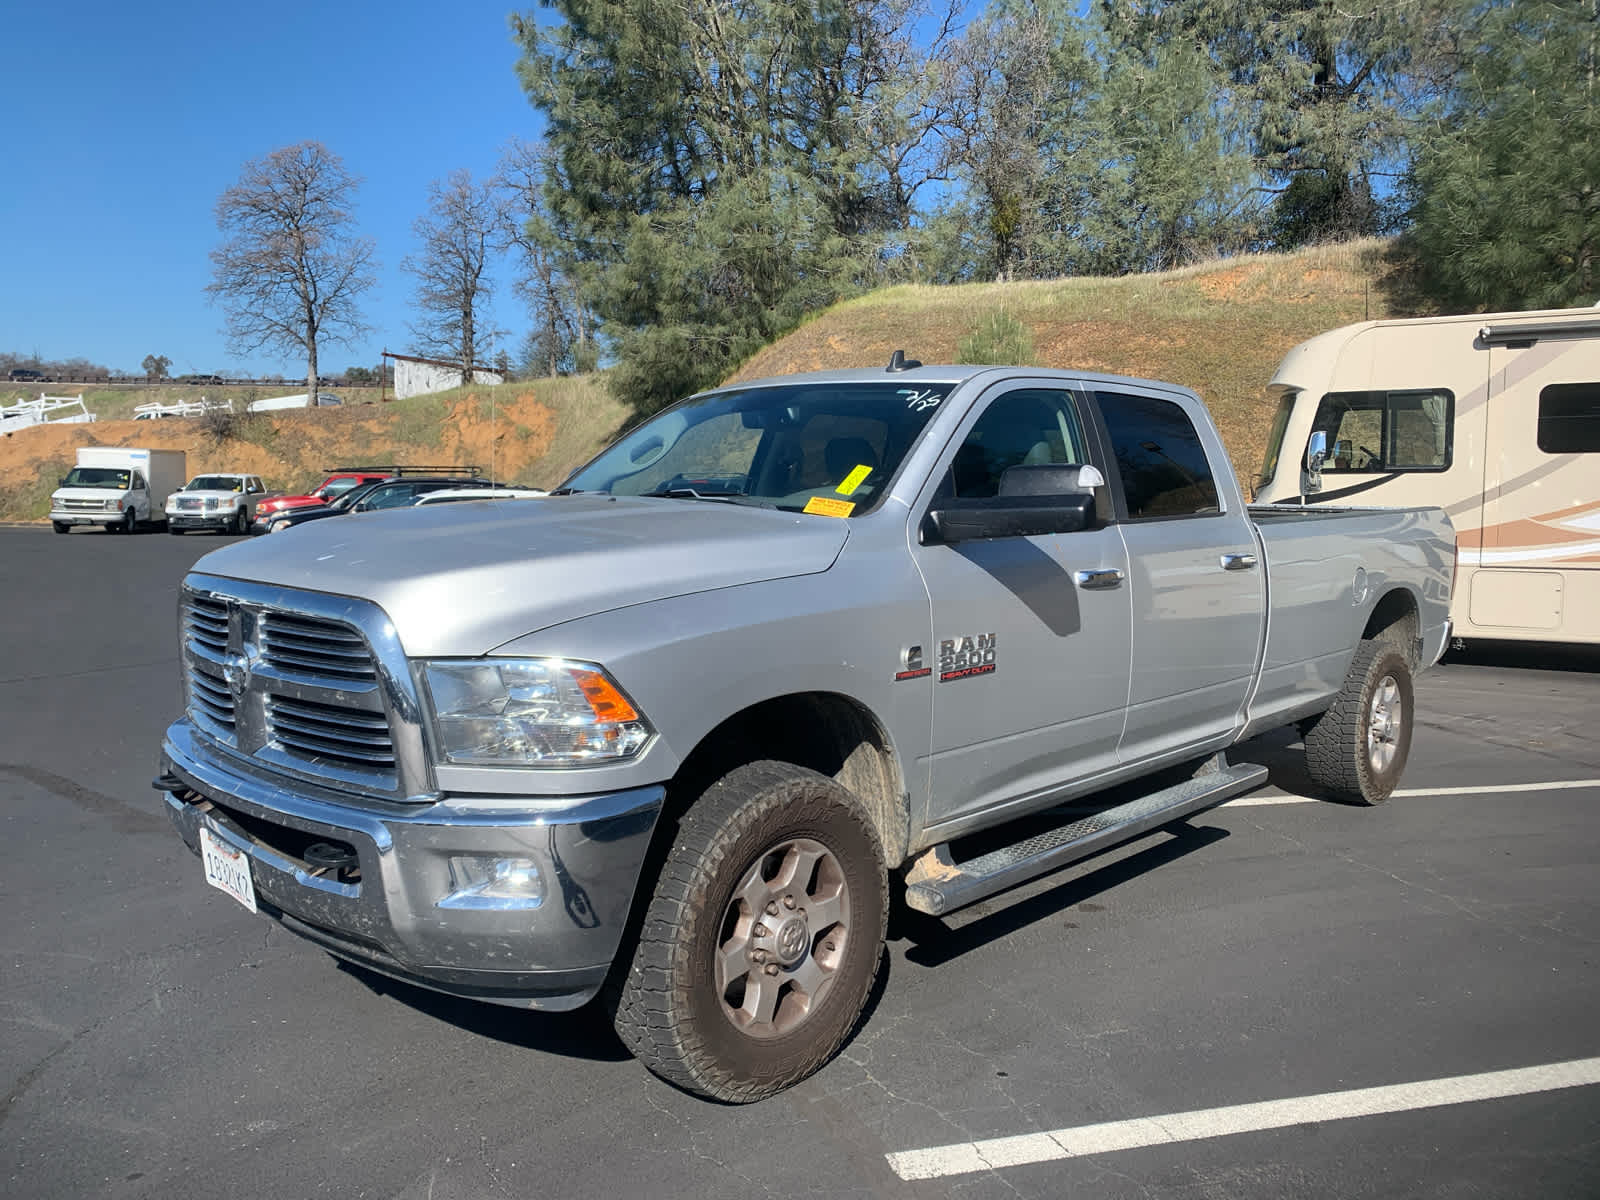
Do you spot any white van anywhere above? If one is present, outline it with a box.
[246,392,342,413]
[49,447,188,534]
[1253,308,1600,646]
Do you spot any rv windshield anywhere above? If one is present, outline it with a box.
[1255,393,1297,495]
[562,381,953,514]
[61,467,131,489]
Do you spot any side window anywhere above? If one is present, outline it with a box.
[1311,389,1453,471]
[131,472,147,490]
[1537,382,1600,453]
[1097,391,1220,519]
[366,485,416,510]
[945,388,1089,499]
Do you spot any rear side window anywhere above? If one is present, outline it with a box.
[1311,389,1453,471]
[1538,383,1600,453]
[1096,391,1220,518]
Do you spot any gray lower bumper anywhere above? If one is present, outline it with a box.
[161,721,664,1010]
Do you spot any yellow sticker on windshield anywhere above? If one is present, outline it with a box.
[804,496,855,518]
[835,464,873,496]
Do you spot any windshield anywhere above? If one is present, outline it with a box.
[62,467,130,489]
[1254,392,1297,496]
[562,381,954,514]
[187,476,243,492]
[331,481,385,511]
[320,478,365,500]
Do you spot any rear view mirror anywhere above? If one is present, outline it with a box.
[1304,431,1327,494]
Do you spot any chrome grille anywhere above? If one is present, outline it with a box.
[60,498,107,511]
[261,613,378,683]
[177,577,430,801]
[175,496,203,511]
[268,695,395,773]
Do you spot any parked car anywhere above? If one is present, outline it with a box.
[412,486,549,505]
[166,473,266,535]
[160,358,1455,1102]
[252,464,480,531]
[7,367,44,382]
[245,392,343,413]
[263,476,497,532]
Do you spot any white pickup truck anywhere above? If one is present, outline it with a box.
[165,473,267,536]
[159,361,1455,1102]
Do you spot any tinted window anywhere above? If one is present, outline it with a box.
[1538,383,1600,453]
[946,388,1090,499]
[1311,389,1452,471]
[1097,391,1220,518]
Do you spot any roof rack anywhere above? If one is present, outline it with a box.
[324,464,481,476]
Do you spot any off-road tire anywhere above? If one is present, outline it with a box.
[1304,639,1413,805]
[610,760,888,1103]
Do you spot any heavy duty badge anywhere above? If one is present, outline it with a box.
[939,633,996,681]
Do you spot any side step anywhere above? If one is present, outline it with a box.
[904,758,1269,916]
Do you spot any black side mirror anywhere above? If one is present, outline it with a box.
[922,492,1095,545]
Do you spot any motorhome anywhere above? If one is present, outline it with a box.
[1253,308,1600,646]
[49,447,187,534]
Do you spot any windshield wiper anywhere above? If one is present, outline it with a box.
[645,487,747,502]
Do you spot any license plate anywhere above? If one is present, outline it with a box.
[201,824,257,913]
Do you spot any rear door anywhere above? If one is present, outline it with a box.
[914,380,1133,830]
[1091,388,1265,762]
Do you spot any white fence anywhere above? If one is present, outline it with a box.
[132,397,235,420]
[0,394,98,434]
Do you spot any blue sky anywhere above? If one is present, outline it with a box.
[1,0,544,378]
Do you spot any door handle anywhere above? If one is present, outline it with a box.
[1074,568,1125,590]
[1221,553,1258,571]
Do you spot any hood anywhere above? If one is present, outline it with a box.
[170,489,244,502]
[192,495,850,656]
[52,486,131,499]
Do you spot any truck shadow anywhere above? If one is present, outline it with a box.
[891,821,1230,969]
[1443,641,1600,674]
[331,959,633,1062]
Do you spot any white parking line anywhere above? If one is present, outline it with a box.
[885,1057,1600,1181]
[1227,778,1600,807]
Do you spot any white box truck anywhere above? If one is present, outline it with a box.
[49,447,188,534]
[1252,307,1600,646]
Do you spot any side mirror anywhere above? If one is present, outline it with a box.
[1303,431,1327,494]
[922,492,1094,545]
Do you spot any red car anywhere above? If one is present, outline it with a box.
[251,465,481,532]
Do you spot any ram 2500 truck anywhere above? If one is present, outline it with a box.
[158,362,1455,1102]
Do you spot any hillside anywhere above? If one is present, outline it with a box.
[0,241,1408,521]
[730,238,1407,487]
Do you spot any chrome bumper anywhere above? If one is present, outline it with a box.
[161,720,663,1010]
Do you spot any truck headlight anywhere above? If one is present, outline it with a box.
[423,659,653,766]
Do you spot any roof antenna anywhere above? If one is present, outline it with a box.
[886,349,921,372]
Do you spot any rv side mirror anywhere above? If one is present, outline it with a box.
[1303,431,1327,494]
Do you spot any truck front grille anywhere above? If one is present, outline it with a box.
[260,613,378,683]
[174,496,203,511]
[178,578,430,802]
[267,694,396,773]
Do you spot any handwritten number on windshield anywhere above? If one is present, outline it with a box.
[900,389,944,412]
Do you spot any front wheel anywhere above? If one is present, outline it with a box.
[610,761,888,1103]
[52,521,69,535]
[231,508,249,535]
[1303,640,1414,805]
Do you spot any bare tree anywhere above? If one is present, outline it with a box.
[497,138,593,377]
[403,169,503,382]
[207,142,375,399]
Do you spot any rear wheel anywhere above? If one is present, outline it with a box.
[611,761,887,1102]
[1304,640,1413,805]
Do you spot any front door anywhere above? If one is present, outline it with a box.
[913,382,1133,832]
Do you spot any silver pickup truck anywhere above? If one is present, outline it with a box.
[158,361,1454,1102]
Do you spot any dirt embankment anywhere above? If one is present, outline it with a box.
[0,391,564,521]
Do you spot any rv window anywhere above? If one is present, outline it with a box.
[1256,393,1296,494]
[1311,389,1452,472]
[1537,383,1600,453]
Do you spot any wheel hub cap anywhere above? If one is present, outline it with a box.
[1366,675,1402,773]
[714,836,851,1039]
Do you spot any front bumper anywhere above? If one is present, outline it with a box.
[161,719,664,1010]
[50,509,118,527]
[167,513,235,531]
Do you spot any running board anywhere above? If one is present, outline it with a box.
[903,759,1269,916]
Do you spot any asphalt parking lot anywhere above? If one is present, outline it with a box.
[3,525,1597,1199]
